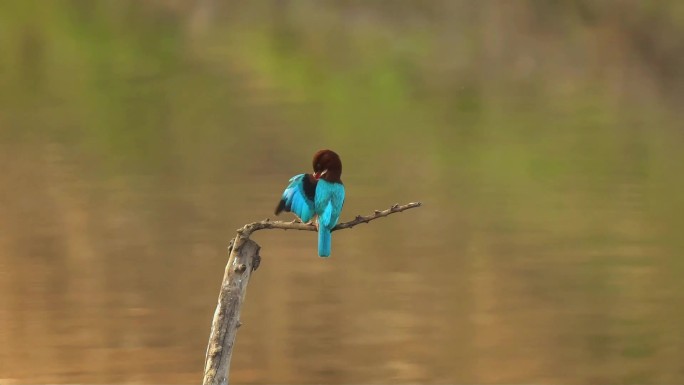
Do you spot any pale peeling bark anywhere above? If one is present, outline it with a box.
[202,237,260,385]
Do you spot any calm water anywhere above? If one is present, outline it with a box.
[1,2,683,384]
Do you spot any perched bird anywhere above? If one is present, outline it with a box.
[275,149,345,257]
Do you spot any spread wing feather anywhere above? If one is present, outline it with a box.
[275,174,316,223]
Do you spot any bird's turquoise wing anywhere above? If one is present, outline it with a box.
[315,180,345,229]
[275,174,316,222]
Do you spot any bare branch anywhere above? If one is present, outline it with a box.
[238,201,422,237]
[203,239,259,385]
[204,200,422,385]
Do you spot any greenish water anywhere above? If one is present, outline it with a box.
[1,1,683,384]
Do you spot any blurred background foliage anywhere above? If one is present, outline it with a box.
[0,0,683,384]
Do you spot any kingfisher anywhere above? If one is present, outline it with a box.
[275,149,345,257]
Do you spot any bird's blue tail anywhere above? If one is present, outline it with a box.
[318,227,331,257]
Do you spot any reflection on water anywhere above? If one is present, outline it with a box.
[1,1,684,384]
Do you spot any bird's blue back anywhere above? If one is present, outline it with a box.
[315,180,345,257]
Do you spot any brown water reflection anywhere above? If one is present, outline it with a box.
[1,1,684,384]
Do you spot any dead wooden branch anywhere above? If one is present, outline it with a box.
[202,201,421,385]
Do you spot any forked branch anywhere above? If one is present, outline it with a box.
[203,201,422,385]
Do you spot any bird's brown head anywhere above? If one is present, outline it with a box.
[312,149,342,183]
